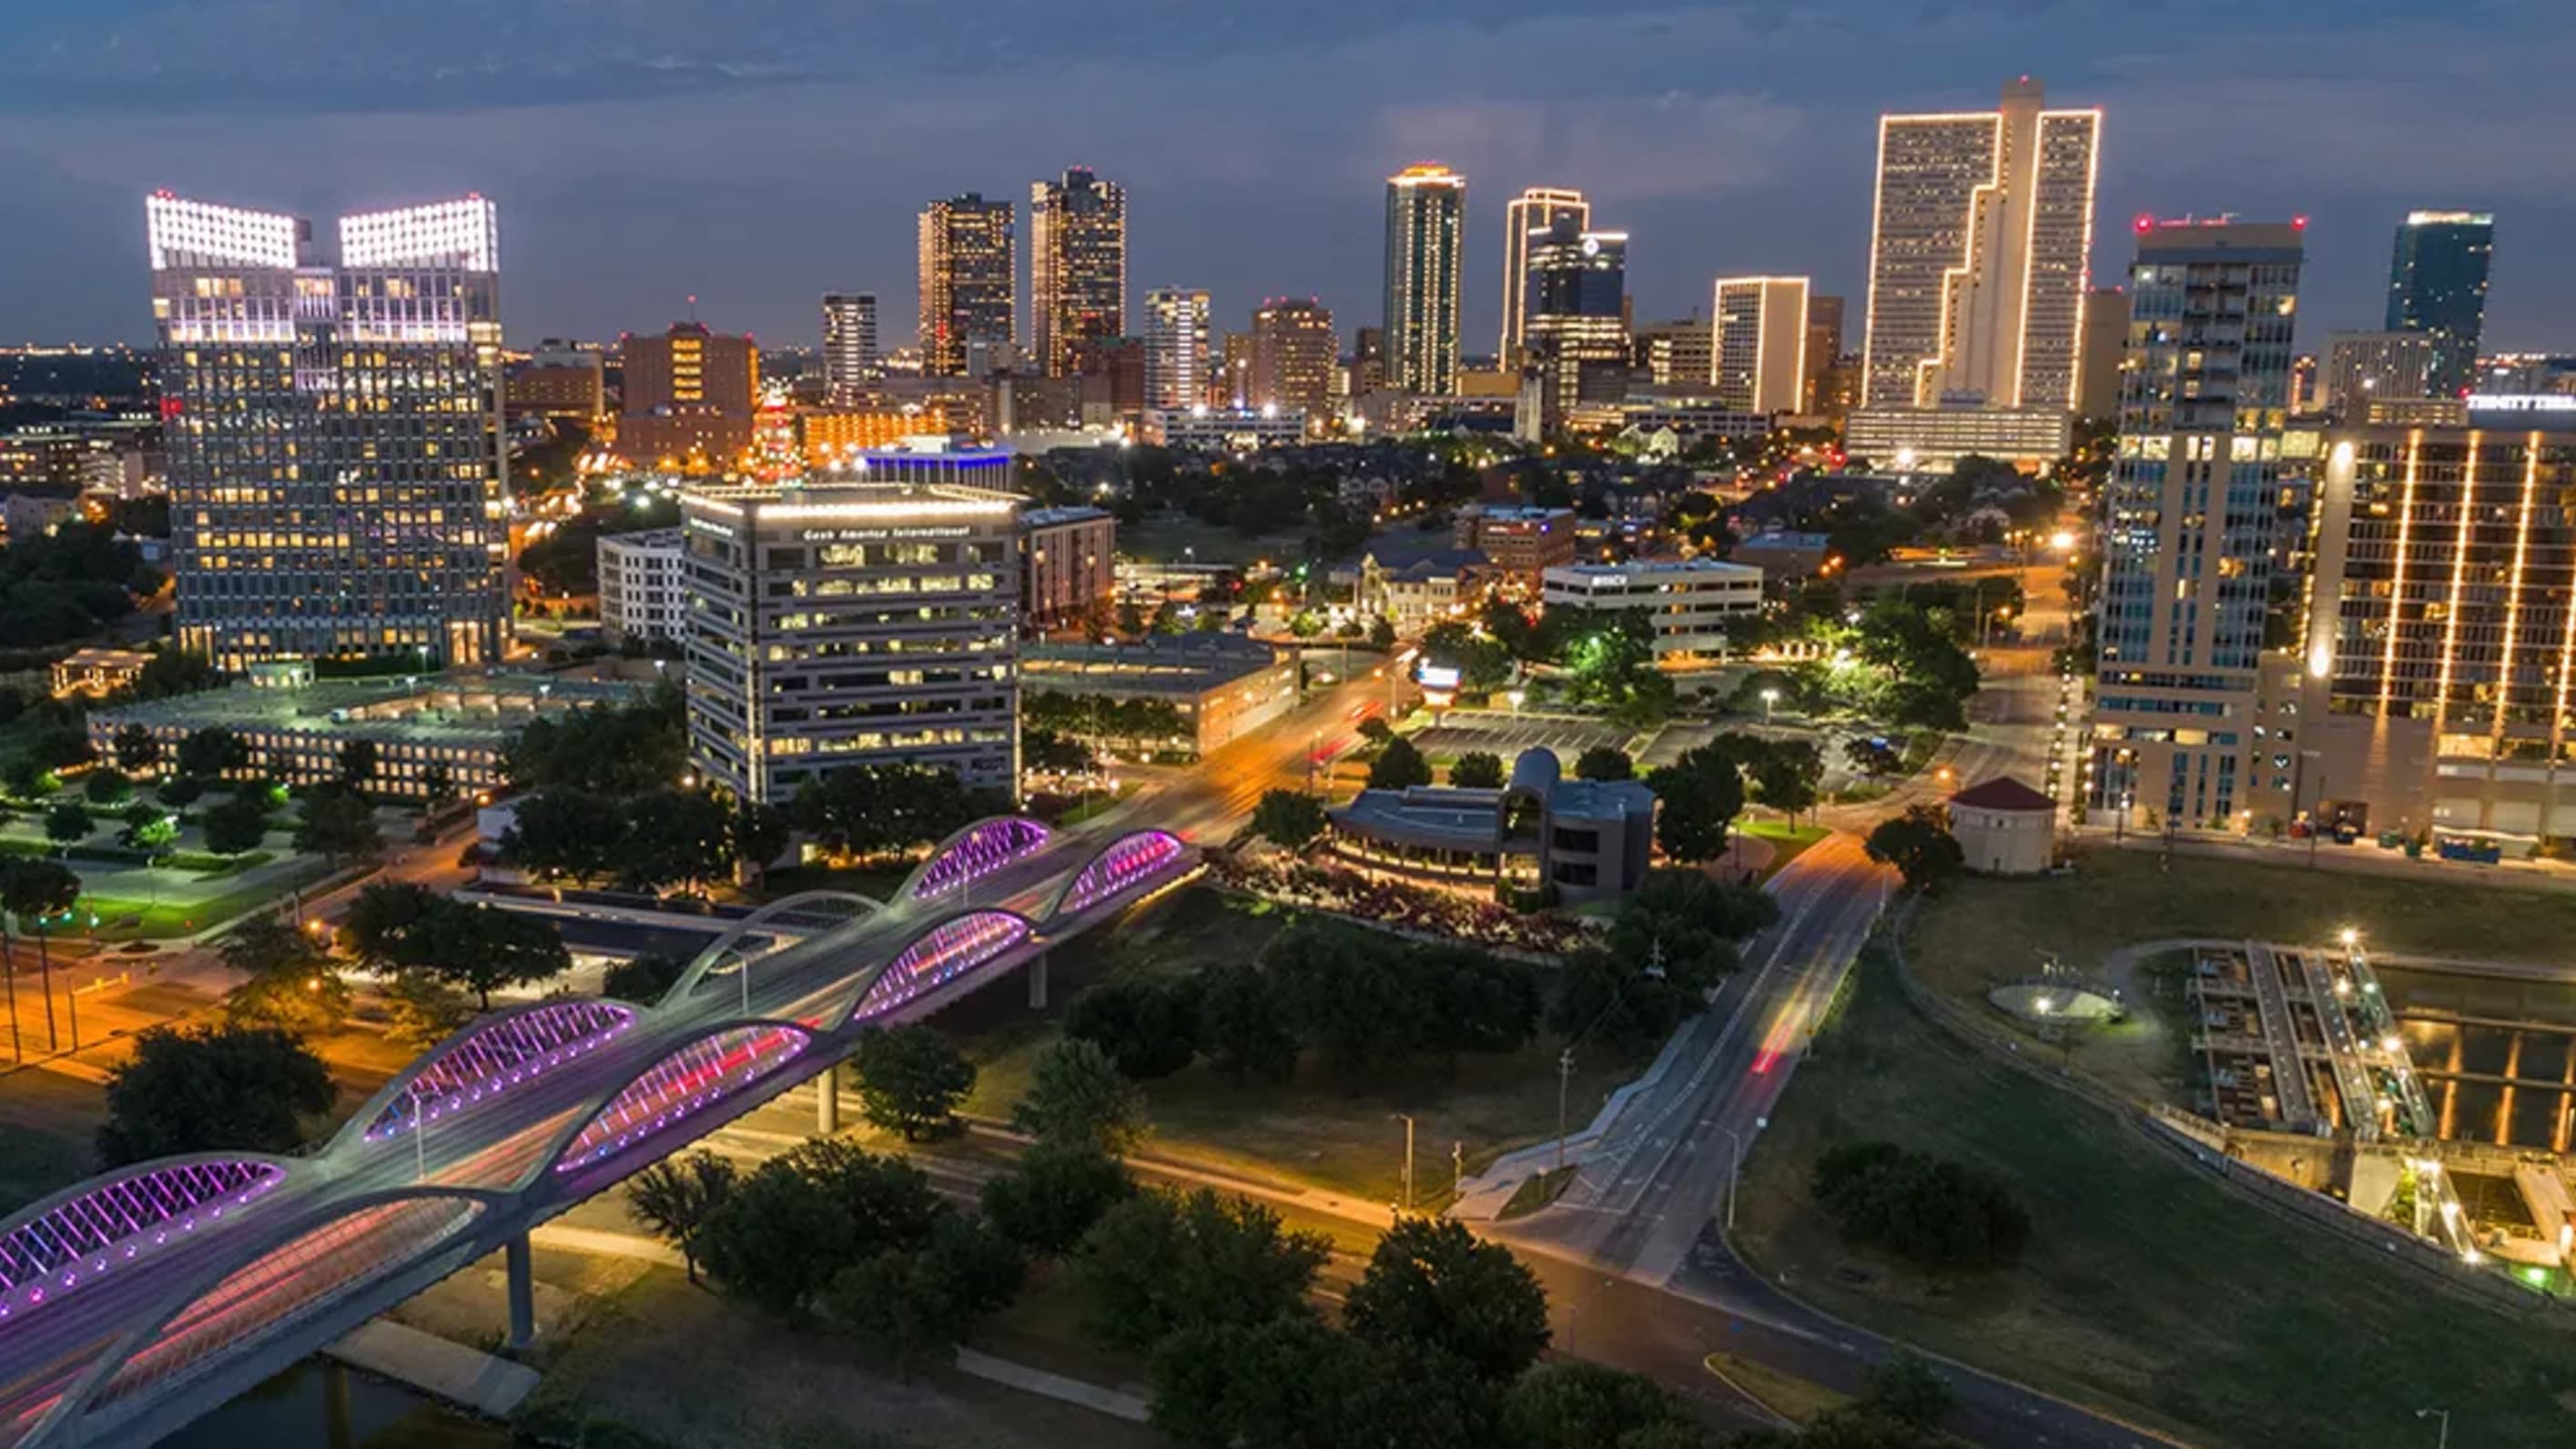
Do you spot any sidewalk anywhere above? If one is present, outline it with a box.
[327,1319,541,1418]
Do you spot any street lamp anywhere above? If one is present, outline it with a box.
[2416,1408,2449,1449]
[1760,688,1780,726]
[1392,1113,1417,1215]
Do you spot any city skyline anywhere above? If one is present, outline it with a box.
[2,3,2568,355]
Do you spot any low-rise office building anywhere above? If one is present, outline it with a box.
[1454,504,1578,592]
[1021,633,1297,759]
[596,528,687,646]
[1325,747,1655,905]
[1146,407,1309,451]
[86,672,639,801]
[681,472,1021,802]
[1539,557,1763,658]
[1843,404,2071,472]
[1347,544,1488,634]
[1020,505,1116,628]
[52,647,155,700]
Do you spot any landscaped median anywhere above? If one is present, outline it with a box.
[1732,919,2576,1447]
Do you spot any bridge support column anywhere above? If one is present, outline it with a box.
[816,1060,841,1136]
[324,1358,354,1449]
[1028,951,1050,1011]
[506,1231,535,1350]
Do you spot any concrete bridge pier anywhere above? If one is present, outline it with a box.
[1029,951,1050,1011]
[505,1232,535,1350]
[816,1060,841,1136]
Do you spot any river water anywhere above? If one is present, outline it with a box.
[165,1361,518,1449]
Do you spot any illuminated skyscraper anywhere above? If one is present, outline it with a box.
[918,194,1016,376]
[2385,210,2495,400]
[1501,187,1587,362]
[1142,288,1211,413]
[1521,217,1627,429]
[148,192,507,671]
[1383,164,1465,396]
[2089,218,2304,828]
[1862,76,2101,410]
[1030,168,1128,378]
[822,292,878,396]
[1251,298,1335,423]
[1711,277,1810,413]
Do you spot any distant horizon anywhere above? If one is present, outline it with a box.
[3,2,2568,354]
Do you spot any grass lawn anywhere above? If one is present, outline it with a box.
[1734,939,2576,1448]
[1740,820,1830,881]
[1905,844,2576,1107]
[1703,1351,1847,1425]
[0,1123,87,1215]
[937,887,1655,1207]
[68,856,340,940]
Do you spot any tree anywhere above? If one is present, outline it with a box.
[2,859,80,1050]
[1844,735,1902,780]
[1065,977,1201,1080]
[340,880,434,969]
[112,724,161,775]
[81,767,134,806]
[1367,736,1433,791]
[1810,1140,2030,1270]
[614,789,732,893]
[1863,806,1967,894]
[1748,738,1823,826]
[1648,746,1744,862]
[200,792,271,856]
[1150,1317,1501,1449]
[981,1142,1136,1255]
[1574,745,1635,782]
[826,1213,1024,1374]
[45,799,94,847]
[850,1024,976,1140]
[602,951,688,1005]
[500,787,627,881]
[728,798,792,882]
[1344,1217,1549,1382]
[337,738,378,790]
[1449,751,1506,789]
[1072,1187,1331,1350]
[96,1023,335,1165]
[292,785,380,865]
[1856,1352,1956,1434]
[117,799,177,855]
[219,917,351,1036]
[502,686,688,796]
[1011,1038,1146,1153]
[695,1140,947,1317]
[1249,789,1328,850]
[175,724,248,782]
[420,902,573,1009]
[1501,1361,1695,1449]
[625,1150,739,1283]
[1368,615,1397,649]
[789,763,1003,860]
[380,967,474,1050]
[1196,958,1298,1084]
[157,775,203,808]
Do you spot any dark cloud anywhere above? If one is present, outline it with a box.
[3,0,2568,351]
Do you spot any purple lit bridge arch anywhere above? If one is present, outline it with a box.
[0,818,1197,1449]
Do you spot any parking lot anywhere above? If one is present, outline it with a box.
[1410,710,1632,768]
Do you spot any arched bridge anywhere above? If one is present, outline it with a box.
[0,819,1198,1449]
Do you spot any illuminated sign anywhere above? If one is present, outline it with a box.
[2465,394,2576,415]
[800,525,972,542]
[1416,664,1463,690]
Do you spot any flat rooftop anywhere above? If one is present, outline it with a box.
[93,672,643,747]
[1022,634,1287,696]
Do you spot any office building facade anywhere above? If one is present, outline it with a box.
[681,469,1020,802]
[508,340,604,420]
[597,527,687,646]
[1540,558,1763,658]
[1251,298,1335,423]
[1635,319,1713,390]
[918,194,1016,377]
[1711,276,1810,414]
[1862,76,2101,410]
[2323,330,2436,418]
[2386,210,2494,400]
[1142,288,1212,413]
[2075,287,2129,420]
[822,292,878,396]
[1030,168,1127,378]
[1384,165,1466,396]
[2087,218,2304,831]
[1803,294,1845,413]
[148,192,508,671]
[1522,217,1628,430]
[1501,187,1587,362]
[1019,505,1115,628]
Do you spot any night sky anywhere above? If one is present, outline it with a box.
[5,0,2569,357]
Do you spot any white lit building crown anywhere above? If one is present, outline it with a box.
[340,198,500,272]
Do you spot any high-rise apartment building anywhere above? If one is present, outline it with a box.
[1501,187,1587,362]
[1384,165,1466,396]
[1352,327,1386,399]
[2088,218,2305,830]
[918,194,1016,377]
[2075,287,2129,420]
[1862,77,2102,410]
[2323,330,2437,418]
[1711,277,1810,414]
[1803,295,1845,412]
[1030,168,1128,378]
[148,192,507,671]
[681,461,1022,802]
[1251,298,1336,424]
[625,320,758,417]
[1522,216,1628,429]
[822,292,878,396]
[1142,289,1212,413]
[2385,210,2495,400]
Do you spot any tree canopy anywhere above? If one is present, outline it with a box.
[97,1023,335,1165]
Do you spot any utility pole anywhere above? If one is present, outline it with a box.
[1452,1140,1464,1201]
[1555,1048,1574,1171]
[1394,1113,1417,1214]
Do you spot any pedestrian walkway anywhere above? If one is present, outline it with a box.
[325,1319,541,1418]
